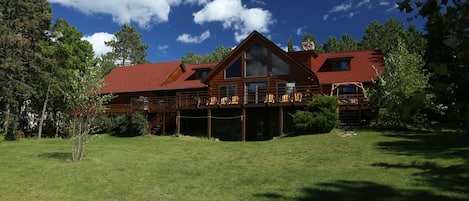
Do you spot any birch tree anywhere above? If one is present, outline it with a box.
[65,64,112,161]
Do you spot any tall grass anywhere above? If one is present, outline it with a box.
[0,129,467,200]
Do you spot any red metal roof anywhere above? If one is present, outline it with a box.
[100,61,182,94]
[100,61,217,94]
[158,62,217,90]
[311,50,384,84]
[100,50,384,94]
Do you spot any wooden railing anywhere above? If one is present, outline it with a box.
[176,85,318,108]
[104,86,370,114]
[105,96,176,114]
[336,94,370,110]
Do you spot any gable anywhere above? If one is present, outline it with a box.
[202,31,318,84]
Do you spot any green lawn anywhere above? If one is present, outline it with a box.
[0,129,468,201]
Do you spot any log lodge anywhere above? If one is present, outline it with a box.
[99,31,384,141]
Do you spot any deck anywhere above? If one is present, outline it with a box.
[105,89,369,114]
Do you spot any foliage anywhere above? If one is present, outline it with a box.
[398,0,469,126]
[311,33,361,53]
[91,115,114,134]
[287,35,294,52]
[0,0,52,140]
[38,18,96,138]
[111,113,148,137]
[369,40,432,129]
[105,24,149,67]
[182,45,232,64]
[362,18,426,56]
[292,95,338,134]
[65,63,113,161]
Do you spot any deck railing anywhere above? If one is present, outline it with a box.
[104,86,370,114]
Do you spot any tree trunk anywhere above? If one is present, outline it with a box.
[38,85,51,138]
[3,104,10,137]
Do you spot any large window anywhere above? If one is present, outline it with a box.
[219,85,236,98]
[272,53,290,75]
[245,42,268,77]
[225,57,242,78]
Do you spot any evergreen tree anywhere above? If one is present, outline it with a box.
[323,36,338,53]
[105,24,149,67]
[0,0,52,140]
[287,35,294,52]
[398,0,469,125]
[362,18,426,56]
[182,46,232,64]
[38,18,95,138]
[336,33,361,52]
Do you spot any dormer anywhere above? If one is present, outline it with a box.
[318,56,353,72]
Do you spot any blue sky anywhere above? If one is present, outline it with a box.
[48,0,425,62]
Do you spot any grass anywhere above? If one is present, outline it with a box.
[0,129,468,201]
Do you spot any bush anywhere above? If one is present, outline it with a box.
[111,113,148,137]
[92,115,114,134]
[292,95,338,134]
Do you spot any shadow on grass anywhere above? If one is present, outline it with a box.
[374,131,469,199]
[256,180,464,201]
[377,131,469,159]
[38,152,70,160]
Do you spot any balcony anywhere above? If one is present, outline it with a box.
[176,85,318,109]
[104,86,369,115]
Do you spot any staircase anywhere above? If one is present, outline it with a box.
[338,110,362,129]
[147,112,176,135]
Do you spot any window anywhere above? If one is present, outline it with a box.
[335,60,350,71]
[339,86,356,94]
[225,57,242,78]
[245,82,267,104]
[187,69,209,80]
[277,82,295,95]
[272,53,290,75]
[245,42,268,77]
[219,85,236,98]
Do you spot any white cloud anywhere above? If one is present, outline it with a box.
[158,45,169,50]
[380,1,391,6]
[176,30,211,44]
[357,0,371,8]
[250,0,266,6]
[193,0,273,42]
[329,2,353,13]
[81,32,114,57]
[295,26,307,36]
[48,0,182,29]
[323,14,329,21]
[386,4,398,12]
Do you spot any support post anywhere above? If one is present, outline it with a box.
[242,107,246,141]
[208,109,212,139]
[279,107,284,136]
[176,110,180,134]
[162,111,166,135]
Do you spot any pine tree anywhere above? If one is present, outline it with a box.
[105,24,149,67]
[0,0,52,140]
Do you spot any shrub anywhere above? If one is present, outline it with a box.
[292,95,338,134]
[92,115,114,134]
[111,113,148,137]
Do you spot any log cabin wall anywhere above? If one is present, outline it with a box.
[206,38,320,99]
